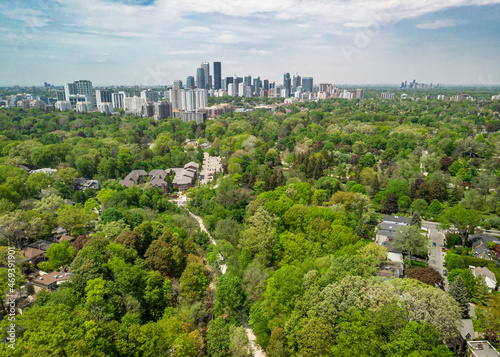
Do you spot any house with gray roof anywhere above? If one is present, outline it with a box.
[376,215,411,253]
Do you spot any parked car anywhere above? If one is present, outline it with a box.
[443,262,446,267]
[441,247,446,252]
[432,242,436,247]
[443,270,448,276]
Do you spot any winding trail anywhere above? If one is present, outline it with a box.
[188,211,265,357]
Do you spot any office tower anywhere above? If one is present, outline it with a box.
[112,92,127,108]
[263,79,269,91]
[186,76,195,88]
[196,67,205,89]
[201,62,210,89]
[244,75,252,86]
[169,87,182,110]
[56,90,66,102]
[225,77,233,91]
[228,83,236,96]
[274,85,284,98]
[283,73,291,97]
[221,78,227,92]
[141,89,159,103]
[302,77,313,92]
[213,62,222,90]
[292,74,301,91]
[173,80,183,89]
[95,88,113,104]
[233,77,242,87]
[253,77,261,97]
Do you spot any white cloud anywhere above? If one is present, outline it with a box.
[417,19,460,29]
[249,49,270,55]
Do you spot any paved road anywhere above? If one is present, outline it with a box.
[423,221,449,291]
[188,211,265,356]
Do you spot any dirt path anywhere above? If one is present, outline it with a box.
[188,211,265,356]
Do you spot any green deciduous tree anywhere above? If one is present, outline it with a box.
[392,225,428,266]
[439,205,482,246]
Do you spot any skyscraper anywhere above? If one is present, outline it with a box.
[228,83,236,97]
[213,62,221,90]
[186,76,195,88]
[302,77,313,92]
[141,89,159,103]
[173,80,183,89]
[201,62,210,89]
[225,77,233,91]
[292,74,301,92]
[244,75,252,86]
[196,67,205,89]
[253,77,261,97]
[263,79,269,91]
[283,73,291,97]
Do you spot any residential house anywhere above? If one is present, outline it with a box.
[74,178,100,191]
[471,266,497,291]
[32,271,71,292]
[375,215,411,253]
[19,247,46,264]
[469,234,500,261]
[58,235,74,243]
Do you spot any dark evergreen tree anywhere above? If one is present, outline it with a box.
[411,211,422,228]
[448,275,469,318]
[449,186,463,206]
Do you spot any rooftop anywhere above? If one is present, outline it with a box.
[467,341,500,357]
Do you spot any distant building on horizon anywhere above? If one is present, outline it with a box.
[201,62,210,90]
[381,92,395,100]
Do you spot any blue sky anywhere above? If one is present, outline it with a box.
[1,0,499,86]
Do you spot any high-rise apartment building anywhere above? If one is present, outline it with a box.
[169,87,182,110]
[56,90,66,102]
[213,62,221,90]
[319,83,332,95]
[186,76,195,89]
[154,101,172,120]
[112,91,127,108]
[141,89,159,103]
[302,77,313,92]
[228,83,236,97]
[381,92,395,100]
[196,67,205,89]
[353,89,365,99]
[201,62,210,89]
[95,88,113,104]
[75,80,94,105]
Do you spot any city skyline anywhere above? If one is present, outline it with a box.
[1,0,500,86]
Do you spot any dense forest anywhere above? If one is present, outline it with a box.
[1,89,500,356]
